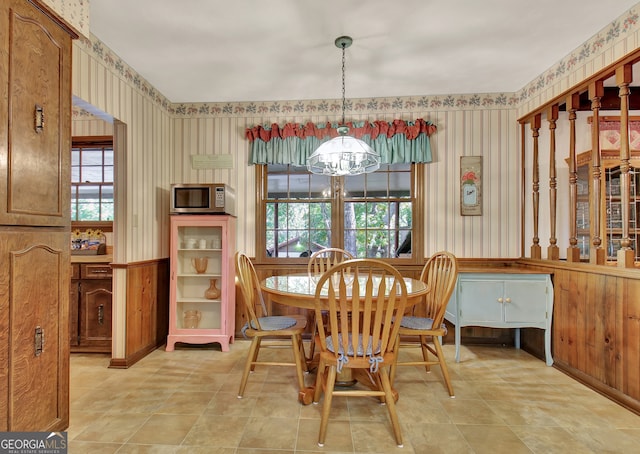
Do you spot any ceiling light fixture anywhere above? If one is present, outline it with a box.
[307,36,380,176]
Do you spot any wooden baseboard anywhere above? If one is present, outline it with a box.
[71,346,111,354]
[552,359,640,416]
[108,342,160,369]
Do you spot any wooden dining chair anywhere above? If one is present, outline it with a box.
[307,247,354,279]
[306,248,354,360]
[389,251,459,397]
[234,252,308,398]
[312,259,408,448]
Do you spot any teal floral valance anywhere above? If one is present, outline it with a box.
[245,119,436,166]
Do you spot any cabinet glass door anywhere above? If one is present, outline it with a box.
[604,165,639,261]
[576,164,590,260]
[175,225,224,330]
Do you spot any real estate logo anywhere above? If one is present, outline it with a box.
[0,432,67,454]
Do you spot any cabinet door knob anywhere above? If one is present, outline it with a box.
[497,297,503,303]
[505,297,511,303]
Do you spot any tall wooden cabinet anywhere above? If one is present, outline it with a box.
[166,215,236,352]
[0,0,74,431]
[575,149,640,262]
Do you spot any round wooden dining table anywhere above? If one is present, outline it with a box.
[260,272,429,404]
[261,273,429,309]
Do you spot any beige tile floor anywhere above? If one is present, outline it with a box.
[69,341,640,453]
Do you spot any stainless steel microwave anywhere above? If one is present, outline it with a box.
[170,183,235,215]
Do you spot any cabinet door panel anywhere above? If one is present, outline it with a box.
[458,280,503,322]
[504,281,549,323]
[0,231,70,431]
[0,0,71,226]
[80,280,112,344]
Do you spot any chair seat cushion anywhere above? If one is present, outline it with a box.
[326,333,383,372]
[241,316,297,337]
[326,333,381,356]
[400,316,448,334]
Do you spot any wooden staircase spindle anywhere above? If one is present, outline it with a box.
[566,93,581,262]
[616,65,635,268]
[589,82,605,265]
[547,105,559,260]
[530,114,542,259]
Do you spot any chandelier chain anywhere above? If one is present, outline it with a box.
[341,41,346,126]
[306,35,380,176]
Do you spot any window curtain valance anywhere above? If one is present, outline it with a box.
[245,118,436,166]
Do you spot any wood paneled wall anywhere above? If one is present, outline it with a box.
[518,260,640,414]
[109,259,169,368]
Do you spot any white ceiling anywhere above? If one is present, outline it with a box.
[89,0,640,104]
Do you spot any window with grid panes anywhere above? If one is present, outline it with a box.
[71,137,114,222]
[257,163,421,262]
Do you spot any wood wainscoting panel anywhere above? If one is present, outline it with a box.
[109,258,169,368]
[519,261,640,415]
[622,277,640,401]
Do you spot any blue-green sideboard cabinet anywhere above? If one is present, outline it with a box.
[445,271,554,366]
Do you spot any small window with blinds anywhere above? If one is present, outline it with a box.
[71,136,114,224]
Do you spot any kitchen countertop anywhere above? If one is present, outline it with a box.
[71,254,113,264]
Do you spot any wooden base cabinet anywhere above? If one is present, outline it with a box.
[446,272,554,366]
[166,215,236,352]
[70,263,113,352]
